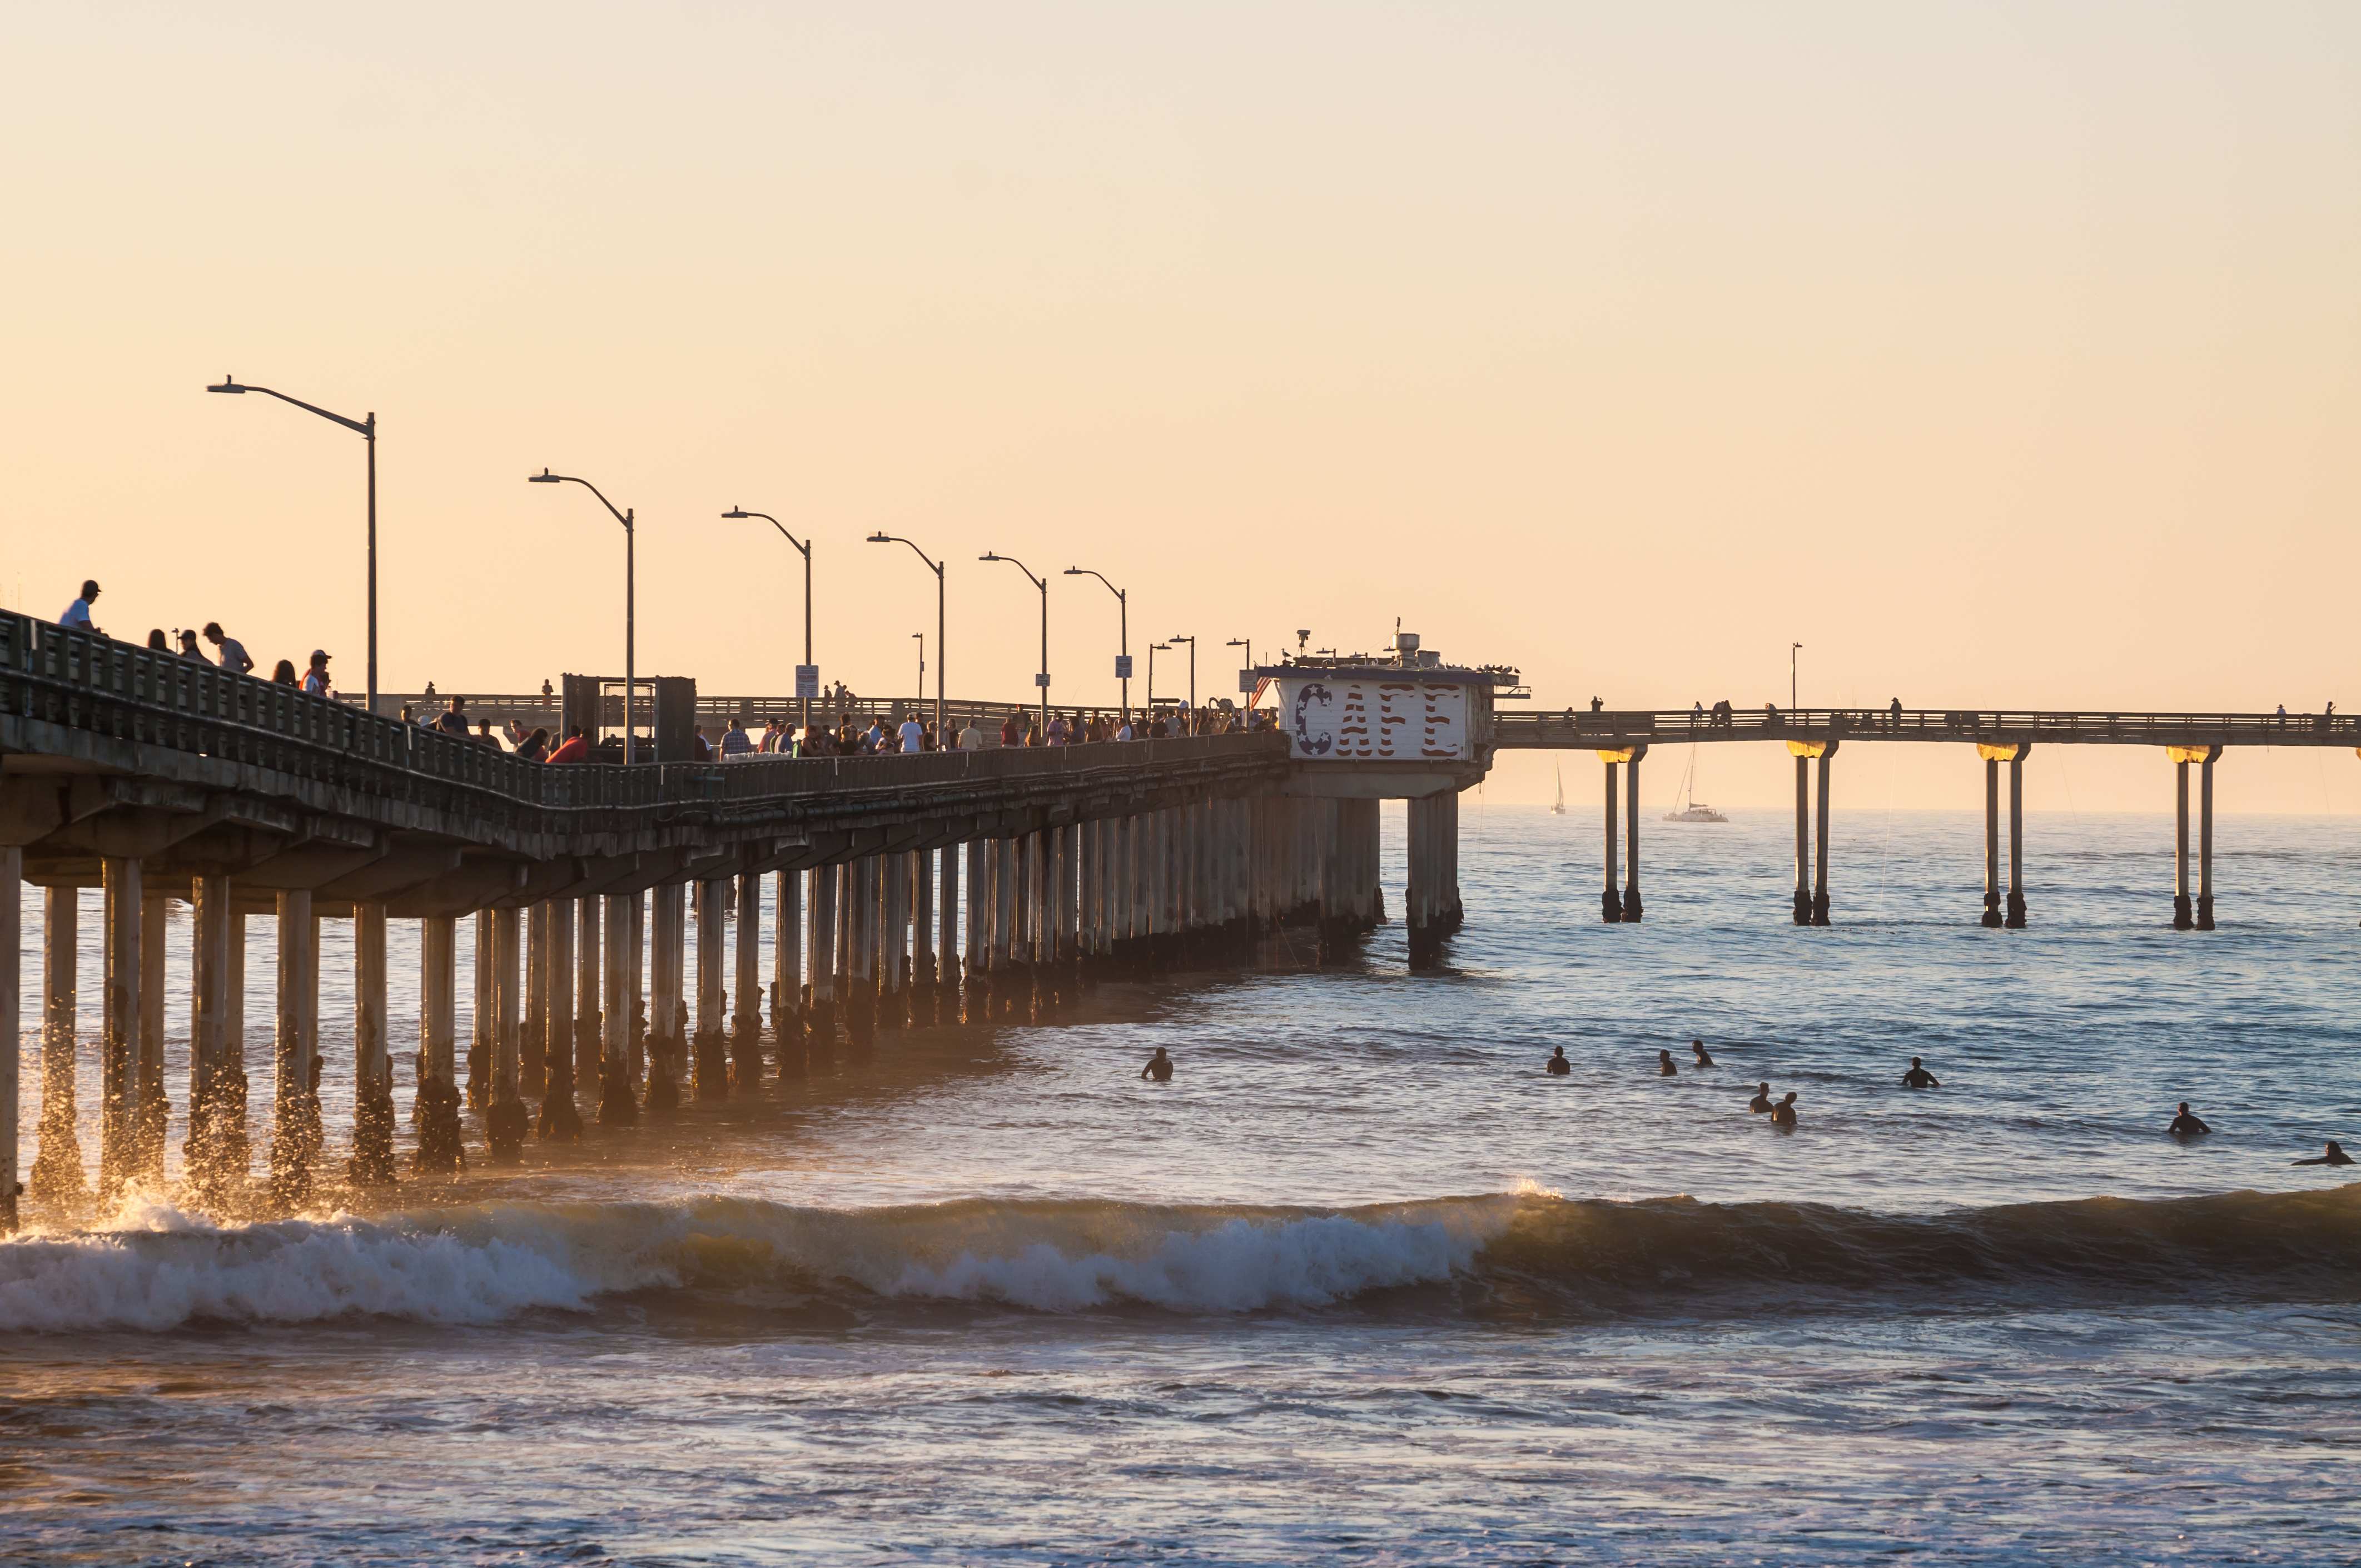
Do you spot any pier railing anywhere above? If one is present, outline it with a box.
[1494,706,2361,749]
[0,611,1283,820]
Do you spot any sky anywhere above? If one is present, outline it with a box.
[5,1,2358,812]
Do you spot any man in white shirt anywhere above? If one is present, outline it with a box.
[1116,717,1137,741]
[61,579,100,633]
[301,650,334,696]
[202,621,254,675]
[959,715,986,750]
[898,716,926,753]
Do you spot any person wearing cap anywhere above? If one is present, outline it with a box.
[60,579,101,634]
[301,650,333,696]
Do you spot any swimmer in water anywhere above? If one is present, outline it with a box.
[1657,1049,1678,1077]
[1901,1057,1941,1089]
[1140,1047,1174,1083]
[2168,1102,2211,1137]
[2292,1140,2353,1167]
[1545,1046,1570,1076]
[1691,1039,1715,1068]
[1748,1083,1774,1113]
[1769,1091,1798,1129]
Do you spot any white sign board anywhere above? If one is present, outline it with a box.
[1262,675,1470,761]
[794,665,819,700]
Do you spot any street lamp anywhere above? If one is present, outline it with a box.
[912,631,925,700]
[980,551,1050,734]
[1149,641,1170,718]
[722,507,813,731]
[868,533,945,738]
[529,469,637,763]
[1169,634,1197,713]
[1226,638,1252,705]
[1791,641,1803,712]
[207,376,379,714]
[1063,566,1129,720]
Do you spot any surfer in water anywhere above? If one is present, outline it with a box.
[1901,1057,1941,1089]
[2168,1102,2212,1137]
[1545,1046,1570,1076]
[1657,1049,1678,1076]
[1690,1039,1715,1068]
[1748,1082,1775,1113]
[2292,1140,2353,1167]
[1140,1047,1174,1083]
[1769,1091,1798,1129]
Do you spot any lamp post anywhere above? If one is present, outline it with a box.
[1062,567,1129,721]
[722,507,813,731]
[1169,634,1196,717]
[529,469,636,763]
[1149,641,1169,719]
[868,533,945,738]
[207,376,379,714]
[1226,638,1252,706]
[980,552,1050,734]
[1791,641,1803,712]
[913,631,925,701]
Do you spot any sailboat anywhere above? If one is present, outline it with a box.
[1663,746,1728,823]
[1550,765,1566,815]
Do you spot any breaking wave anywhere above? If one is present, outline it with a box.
[4,1185,2356,1333]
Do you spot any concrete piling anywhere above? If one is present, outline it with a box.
[99,856,141,1197]
[136,889,166,1182]
[350,900,397,1187]
[29,887,86,1208]
[468,909,493,1109]
[732,869,763,1086]
[844,857,877,1046]
[647,883,685,1108]
[2173,756,2194,930]
[774,869,804,1071]
[1792,753,1812,927]
[807,865,838,1058]
[2198,747,2219,930]
[488,905,528,1161]
[0,847,17,1233]
[185,875,235,1201]
[1811,744,1833,927]
[270,889,321,1207]
[415,913,466,1173]
[540,897,584,1138]
[1624,749,1646,922]
[575,897,603,1097]
[600,892,638,1124]
[911,849,936,1023]
[693,878,729,1094]
[2006,748,2029,928]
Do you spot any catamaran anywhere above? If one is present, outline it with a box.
[1663,746,1727,823]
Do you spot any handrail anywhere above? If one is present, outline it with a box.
[0,611,1286,824]
[1493,706,2360,745]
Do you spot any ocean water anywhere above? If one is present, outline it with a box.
[6,804,2361,1565]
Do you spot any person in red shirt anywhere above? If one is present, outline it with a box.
[544,726,591,764]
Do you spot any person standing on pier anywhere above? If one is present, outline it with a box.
[545,725,590,764]
[301,650,333,696]
[203,621,253,675]
[433,695,471,736]
[961,714,987,750]
[721,716,754,758]
[59,579,101,634]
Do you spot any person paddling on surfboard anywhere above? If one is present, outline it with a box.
[2292,1140,2353,1167]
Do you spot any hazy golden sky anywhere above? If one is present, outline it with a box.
[6,2,2358,810]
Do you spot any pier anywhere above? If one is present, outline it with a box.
[3,610,2353,1232]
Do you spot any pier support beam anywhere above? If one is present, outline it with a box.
[694,878,730,1093]
[523,902,549,1100]
[137,890,166,1182]
[1602,759,1623,923]
[1624,746,1646,922]
[350,900,396,1187]
[774,869,804,1072]
[627,892,645,1084]
[2198,748,2218,930]
[1983,754,2005,928]
[540,897,583,1138]
[600,893,638,1125]
[912,849,936,1023]
[575,897,602,1099]
[2171,751,2194,929]
[807,866,837,1059]
[963,839,990,1019]
[29,887,85,1208]
[271,889,321,1207]
[733,869,763,1086]
[185,875,235,1202]
[1406,792,1460,969]
[645,884,684,1108]
[1811,742,1834,925]
[1792,751,1812,926]
[938,844,961,1017]
[488,905,527,1161]
[2006,747,2030,928]
[415,913,466,1174]
[0,848,16,1233]
[844,858,877,1046]
[98,857,142,1199]
[468,910,492,1110]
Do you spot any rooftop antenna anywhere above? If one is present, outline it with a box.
[1296,628,1310,652]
